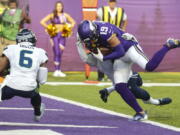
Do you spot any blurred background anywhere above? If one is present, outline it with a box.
[1,0,180,71]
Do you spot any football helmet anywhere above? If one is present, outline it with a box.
[78,20,99,50]
[16,29,37,45]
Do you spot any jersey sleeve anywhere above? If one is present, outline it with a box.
[39,49,48,64]
[2,45,15,59]
[99,23,115,41]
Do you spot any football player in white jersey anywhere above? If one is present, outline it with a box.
[0,29,48,121]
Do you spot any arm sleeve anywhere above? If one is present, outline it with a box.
[39,49,48,64]
[37,67,48,84]
[103,44,125,61]
[76,40,88,63]
[76,40,97,66]
[2,45,15,59]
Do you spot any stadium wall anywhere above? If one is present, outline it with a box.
[29,0,180,72]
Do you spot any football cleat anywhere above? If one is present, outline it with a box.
[159,97,172,105]
[132,111,148,121]
[165,38,180,49]
[34,103,45,122]
[53,70,66,77]
[57,71,66,77]
[99,88,109,103]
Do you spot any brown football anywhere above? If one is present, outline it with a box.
[99,47,112,56]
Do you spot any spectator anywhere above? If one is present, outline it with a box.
[96,0,127,81]
[0,0,8,54]
[40,1,76,77]
[0,0,31,55]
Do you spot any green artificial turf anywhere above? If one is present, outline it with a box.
[40,72,180,127]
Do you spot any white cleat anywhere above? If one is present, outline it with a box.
[34,103,45,122]
[132,111,148,121]
[53,70,59,77]
[57,70,66,77]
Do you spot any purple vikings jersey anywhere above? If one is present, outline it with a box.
[94,21,138,52]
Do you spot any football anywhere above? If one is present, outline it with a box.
[99,47,112,56]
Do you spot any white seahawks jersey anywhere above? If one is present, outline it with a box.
[3,42,48,91]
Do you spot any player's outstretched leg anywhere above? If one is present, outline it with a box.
[99,88,109,103]
[145,38,180,72]
[115,83,148,121]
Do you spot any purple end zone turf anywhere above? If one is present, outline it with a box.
[0,96,179,135]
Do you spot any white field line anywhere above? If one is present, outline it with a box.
[41,93,180,132]
[0,107,64,112]
[45,82,180,87]
[0,129,63,135]
[0,122,117,129]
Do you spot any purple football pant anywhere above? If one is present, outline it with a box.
[52,32,66,70]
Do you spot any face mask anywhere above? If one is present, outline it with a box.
[9,9,16,15]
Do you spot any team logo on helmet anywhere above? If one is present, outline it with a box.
[78,20,99,50]
[16,29,37,45]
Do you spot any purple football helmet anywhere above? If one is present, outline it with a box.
[78,20,99,50]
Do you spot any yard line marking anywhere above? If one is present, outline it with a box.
[0,107,64,112]
[45,82,112,86]
[143,83,180,87]
[0,122,117,129]
[2,82,180,87]
[0,129,63,135]
[41,93,180,132]
[45,82,180,87]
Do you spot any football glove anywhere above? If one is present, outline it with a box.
[92,48,103,61]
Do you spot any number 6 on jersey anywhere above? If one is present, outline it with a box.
[19,50,33,68]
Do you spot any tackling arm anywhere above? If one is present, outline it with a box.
[76,40,97,66]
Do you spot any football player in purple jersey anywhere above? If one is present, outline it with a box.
[77,20,180,121]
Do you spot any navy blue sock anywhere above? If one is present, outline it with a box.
[146,46,170,71]
[115,83,143,113]
[130,87,150,101]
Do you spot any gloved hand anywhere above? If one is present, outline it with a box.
[92,48,103,61]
